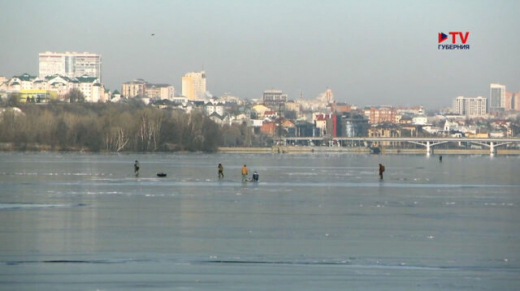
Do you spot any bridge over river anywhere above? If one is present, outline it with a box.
[281,137,520,156]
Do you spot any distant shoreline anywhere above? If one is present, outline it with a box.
[1,143,520,155]
[218,146,520,155]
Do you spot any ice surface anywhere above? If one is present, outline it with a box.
[0,153,519,290]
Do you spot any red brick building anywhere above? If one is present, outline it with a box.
[363,107,396,124]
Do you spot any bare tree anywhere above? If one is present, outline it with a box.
[66,89,85,103]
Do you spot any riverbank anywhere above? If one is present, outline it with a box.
[219,146,520,155]
[2,143,519,155]
[218,146,370,154]
[0,142,86,152]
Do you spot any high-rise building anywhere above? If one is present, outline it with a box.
[505,92,513,111]
[182,71,206,100]
[453,96,466,115]
[514,92,520,111]
[452,96,487,117]
[504,91,520,111]
[489,83,506,111]
[39,52,102,80]
[466,96,487,117]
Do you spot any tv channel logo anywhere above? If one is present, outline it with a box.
[438,32,470,50]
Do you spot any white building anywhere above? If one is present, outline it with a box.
[412,115,428,125]
[121,79,146,98]
[298,88,334,111]
[216,94,244,105]
[145,83,174,100]
[262,89,287,109]
[250,119,264,128]
[39,52,102,80]
[209,112,230,126]
[77,76,105,102]
[5,74,105,102]
[411,107,428,125]
[231,113,250,125]
[182,71,206,100]
[489,83,506,111]
[0,77,7,99]
[443,120,460,132]
[7,73,37,90]
[203,102,225,116]
[172,96,189,105]
[453,96,487,117]
[45,75,76,96]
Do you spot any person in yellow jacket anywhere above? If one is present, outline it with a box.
[241,164,248,182]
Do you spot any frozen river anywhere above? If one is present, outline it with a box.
[0,152,519,290]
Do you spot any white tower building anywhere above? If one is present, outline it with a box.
[489,83,506,111]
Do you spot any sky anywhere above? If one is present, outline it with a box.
[1,0,519,109]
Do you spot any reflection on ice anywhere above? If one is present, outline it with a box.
[0,202,85,210]
[3,255,517,273]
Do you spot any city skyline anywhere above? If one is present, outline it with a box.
[1,0,519,109]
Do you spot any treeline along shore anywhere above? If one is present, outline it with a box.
[0,100,265,153]
[3,100,519,155]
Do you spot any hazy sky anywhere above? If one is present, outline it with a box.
[1,0,519,109]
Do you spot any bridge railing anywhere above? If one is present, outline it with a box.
[281,137,520,155]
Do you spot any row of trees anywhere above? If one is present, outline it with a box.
[0,98,258,152]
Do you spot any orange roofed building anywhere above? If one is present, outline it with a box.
[260,121,276,135]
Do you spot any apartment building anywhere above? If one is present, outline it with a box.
[262,89,287,109]
[39,51,102,80]
[363,107,396,124]
[453,96,487,117]
[489,83,506,111]
[182,71,206,100]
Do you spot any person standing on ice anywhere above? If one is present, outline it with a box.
[218,163,224,179]
[134,160,140,177]
[241,164,248,182]
[252,171,259,182]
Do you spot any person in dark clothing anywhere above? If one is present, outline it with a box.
[439,155,443,162]
[218,163,224,179]
[252,171,259,182]
[379,163,385,180]
[134,160,140,177]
